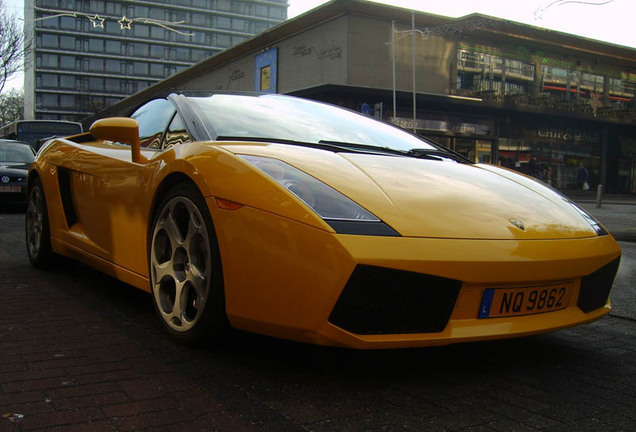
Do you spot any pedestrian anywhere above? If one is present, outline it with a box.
[577,162,589,191]
[528,156,538,178]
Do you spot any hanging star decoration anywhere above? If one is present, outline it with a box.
[118,15,133,30]
[32,7,194,36]
[88,14,105,28]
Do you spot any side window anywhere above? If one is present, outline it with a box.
[162,113,190,149]
[130,98,176,148]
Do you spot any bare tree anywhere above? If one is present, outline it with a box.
[0,0,26,94]
[0,88,24,123]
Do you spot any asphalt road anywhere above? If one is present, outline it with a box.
[0,210,634,432]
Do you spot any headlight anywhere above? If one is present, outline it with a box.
[240,155,399,236]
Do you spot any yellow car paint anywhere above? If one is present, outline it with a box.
[28,116,621,349]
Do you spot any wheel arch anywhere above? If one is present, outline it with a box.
[27,166,42,188]
[147,172,203,250]
[146,172,229,343]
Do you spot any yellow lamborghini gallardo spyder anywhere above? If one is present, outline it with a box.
[25,92,621,348]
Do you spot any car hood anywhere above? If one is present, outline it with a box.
[222,144,603,240]
[0,163,30,174]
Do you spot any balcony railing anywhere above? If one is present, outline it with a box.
[450,86,635,122]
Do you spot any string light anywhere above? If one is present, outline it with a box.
[88,14,105,28]
[534,0,614,20]
[32,6,194,36]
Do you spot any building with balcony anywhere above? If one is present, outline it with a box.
[23,0,287,121]
[87,0,636,194]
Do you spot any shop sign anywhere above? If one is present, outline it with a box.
[537,128,600,143]
[390,117,491,136]
[454,123,490,136]
[390,118,449,131]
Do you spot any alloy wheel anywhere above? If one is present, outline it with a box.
[150,196,212,333]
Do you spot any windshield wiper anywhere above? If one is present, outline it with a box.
[215,136,401,156]
[317,140,414,156]
[215,136,303,145]
[215,136,468,163]
[405,148,470,163]
[320,140,470,163]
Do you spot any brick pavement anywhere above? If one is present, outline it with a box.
[1,210,635,432]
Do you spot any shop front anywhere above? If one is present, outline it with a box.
[390,114,496,164]
[499,121,635,194]
[388,111,633,194]
[498,126,602,191]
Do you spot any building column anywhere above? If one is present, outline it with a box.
[601,129,608,189]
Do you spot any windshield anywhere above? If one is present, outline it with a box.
[0,143,35,163]
[187,93,438,152]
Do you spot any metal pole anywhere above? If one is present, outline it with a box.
[596,184,603,208]
[392,20,396,120]
[412,12,416,133]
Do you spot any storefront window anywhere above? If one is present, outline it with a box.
[609,78,635,106]
[498,128,602,191]
[580,73,604,91]
[457,49,534,97]
[453,139,493,163]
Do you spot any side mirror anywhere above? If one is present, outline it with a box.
[89,117,147,164]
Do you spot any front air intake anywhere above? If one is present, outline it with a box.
[328,265,461,335]
[578,257,621,313]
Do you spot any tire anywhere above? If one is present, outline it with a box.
[149,184,228,345]
[25,176,53,268]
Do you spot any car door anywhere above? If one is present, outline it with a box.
[61,99,179,277]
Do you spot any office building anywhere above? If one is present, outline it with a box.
[24,0,287,120]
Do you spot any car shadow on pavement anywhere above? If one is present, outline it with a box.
[49,257,626,384]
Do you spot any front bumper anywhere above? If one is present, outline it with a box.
[211,203,621,349]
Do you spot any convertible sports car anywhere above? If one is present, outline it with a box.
[26,92,621,348]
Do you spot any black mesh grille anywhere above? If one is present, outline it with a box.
[578,257,621,313]
[328,265,461,335]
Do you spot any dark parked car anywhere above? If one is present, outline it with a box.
[0,140,36,208]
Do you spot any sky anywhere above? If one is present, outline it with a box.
[2,0,634,92]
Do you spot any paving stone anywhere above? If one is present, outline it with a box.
[1,211,635,432]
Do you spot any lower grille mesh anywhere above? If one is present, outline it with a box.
[328,265,461,335]
[578,257,620,313]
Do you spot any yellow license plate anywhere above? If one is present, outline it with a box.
[478,283,573,318]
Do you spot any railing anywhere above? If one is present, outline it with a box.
[449,87,635,122]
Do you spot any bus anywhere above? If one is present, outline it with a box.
[0,120,83,150]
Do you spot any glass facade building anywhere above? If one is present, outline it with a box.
[24,0,287,121]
